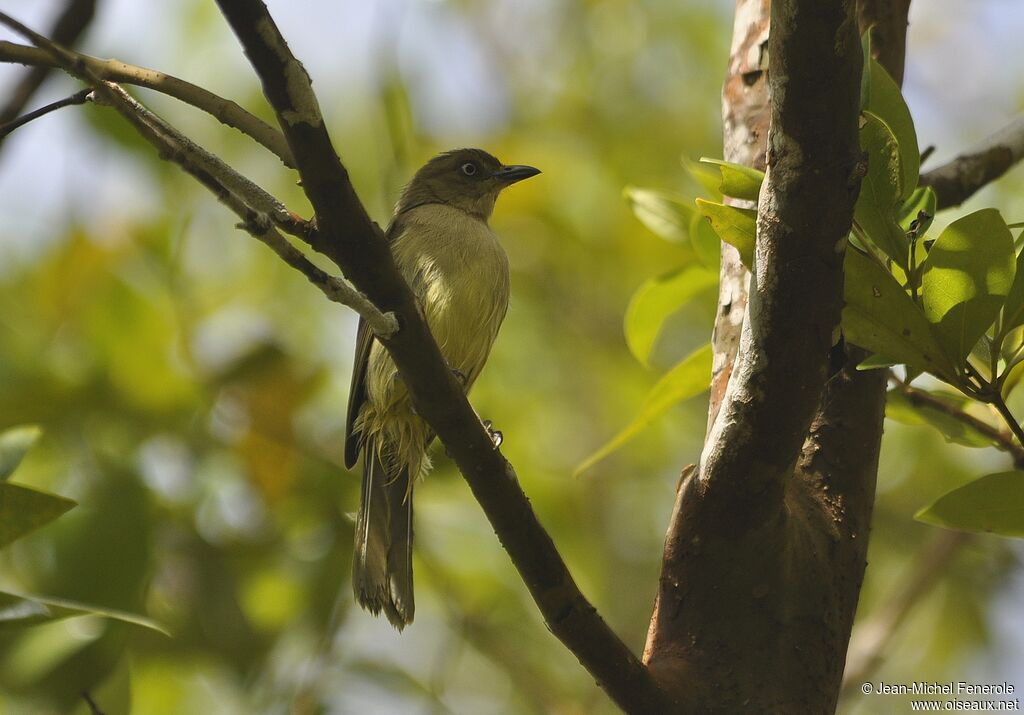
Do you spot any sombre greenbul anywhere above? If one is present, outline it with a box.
[345,148,540,629]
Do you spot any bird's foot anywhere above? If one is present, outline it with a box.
[482,420,503,449]
[449,367,468,386]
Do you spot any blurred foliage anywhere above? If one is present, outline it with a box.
[0,1,1022,714]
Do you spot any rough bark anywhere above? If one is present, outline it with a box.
[855,0,911,86]
[644,1,864,712]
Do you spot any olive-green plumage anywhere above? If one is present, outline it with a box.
[345,148,539,629]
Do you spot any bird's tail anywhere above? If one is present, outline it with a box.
[352,438,414,629]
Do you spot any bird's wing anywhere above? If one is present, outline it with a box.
[344,214,411,468]
[344,316,374,469]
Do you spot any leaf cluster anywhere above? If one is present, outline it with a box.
[582,50,1024,540]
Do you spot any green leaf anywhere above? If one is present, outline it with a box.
[695,199,756,268]
[0,482,76,548]
[698,158,765,202]
[623,187,694,243]
[0,590,169,635]
[1003,358,1024,398]
[842,248,956,380]
[886,389,999,448]
[920,209,1015,361]
[916,471,1024,538]
[898,186,936,235]
[854,113,908,268]
[1001,248,1024,336]
[688,209,721,270]
[864,58,919,199]
[857,354,898,371]
[625,265,718,367]
[0,425,42,480]
[574,343,712,476]
[682,156,723,199]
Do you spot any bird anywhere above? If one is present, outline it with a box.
[345,148,540,629]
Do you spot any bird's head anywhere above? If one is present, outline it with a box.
[396,148,540,221]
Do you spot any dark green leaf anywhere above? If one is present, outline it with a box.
[0,425,42,480]
[920,209,1015,361]
[842,248,956,380]
[916,471,1024,538]
[698,158,764,202]
[0,483,76,548]
[625,265,718,366]
[0,590,169,635]
[574,343,712,476]
[854,113,908,268]
[695,199,755,268]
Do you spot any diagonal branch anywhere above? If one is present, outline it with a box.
[0,88,91,139]
[0,40,295,168]
[0,12,395,341]
[94,84,397,338]
[209,2,675,713]
[920,115,1024,209]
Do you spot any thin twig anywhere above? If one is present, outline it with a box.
[921,115,1024,209]
[891,378,1024,467]
[0,0,95,126]
[0,87,91,139]
[0,11,397,340]
[990,394,1024,452]
[0,39,295,168]
[97,82,397,338]
[91,88,307,239]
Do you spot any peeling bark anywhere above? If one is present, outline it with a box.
[707,0,770,431]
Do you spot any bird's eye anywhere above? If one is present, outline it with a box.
[460,162,478,176]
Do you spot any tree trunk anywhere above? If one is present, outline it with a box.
[641,1,905,711]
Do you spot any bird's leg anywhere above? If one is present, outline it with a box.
[482,419,503,448]
[442,416,503,458]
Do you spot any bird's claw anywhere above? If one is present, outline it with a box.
[483,419,503,449]
[450,367,468,386]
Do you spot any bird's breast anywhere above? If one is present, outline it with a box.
[390,204,510,385]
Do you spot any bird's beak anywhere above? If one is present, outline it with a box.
[492,164,541,184]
